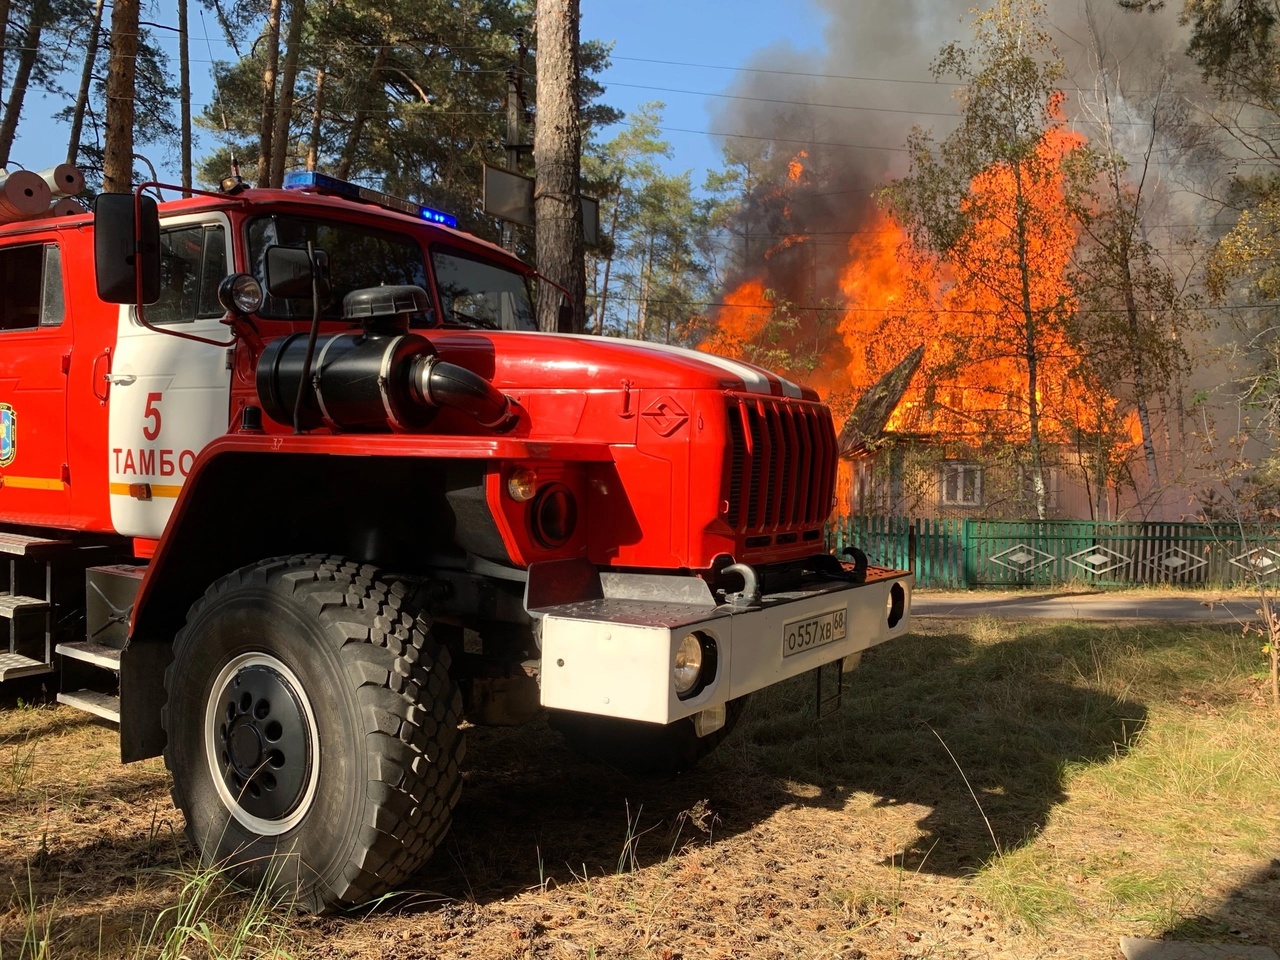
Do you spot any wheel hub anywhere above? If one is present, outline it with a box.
[211,660,314,825]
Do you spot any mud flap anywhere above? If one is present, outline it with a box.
[120,641,172,762]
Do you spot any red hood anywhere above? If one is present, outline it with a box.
[428,330,817,400]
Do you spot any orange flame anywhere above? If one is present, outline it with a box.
[787,151,808,183]
[700,118,1139,469]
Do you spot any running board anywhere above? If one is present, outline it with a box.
[56,689,121,724]
[0,651,53,680]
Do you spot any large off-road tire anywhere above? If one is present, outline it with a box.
[549,697,748,777]
[161,554,464,912]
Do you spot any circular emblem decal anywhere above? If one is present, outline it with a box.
[0,404,14,468]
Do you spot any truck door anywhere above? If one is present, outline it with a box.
[0,241,72,525]
[108,214,232,539]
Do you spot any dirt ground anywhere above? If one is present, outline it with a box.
[1,618,1277,959]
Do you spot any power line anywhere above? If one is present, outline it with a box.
[609,55,965,88]
[603,80,960,120]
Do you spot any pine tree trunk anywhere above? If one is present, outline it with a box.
[0,0,49,169]
[335,42,388,180]
[257,0,283,187]
[0,0,12,108]
[68,0,106,166]
[103,0,139,192]
[178,0,192,188]
[270,0,306,187]
[534,0,585,333]
[307,63,326,171]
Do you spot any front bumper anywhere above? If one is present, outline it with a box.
[532,563,912,724]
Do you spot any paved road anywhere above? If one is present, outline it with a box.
[912,591,1263,622]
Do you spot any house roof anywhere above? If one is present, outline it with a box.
[837,345,924,459]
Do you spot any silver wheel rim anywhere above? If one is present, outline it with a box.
[204,652,321,837]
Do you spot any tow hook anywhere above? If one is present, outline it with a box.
[721,562,761,610]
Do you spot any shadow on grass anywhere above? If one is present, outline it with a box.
[0,621,1173,935]
[1159,860,1280,948]
[396,621,1155,908]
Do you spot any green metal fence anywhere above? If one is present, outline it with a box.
[826,516,1280,589]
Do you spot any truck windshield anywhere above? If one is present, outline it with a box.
[246,215,429,321]
[432,248,536,331]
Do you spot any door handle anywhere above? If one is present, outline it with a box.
[105,373,137,386]
[92,349,111,403]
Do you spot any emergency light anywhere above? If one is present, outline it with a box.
[282,171,458,228]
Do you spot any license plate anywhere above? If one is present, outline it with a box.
[782,608,847,658]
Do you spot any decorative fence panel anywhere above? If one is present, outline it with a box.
[826,517,1280,589]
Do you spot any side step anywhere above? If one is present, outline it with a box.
[56,641,122,724]
[0,594,52,678]
[0,532,74,559]
[56,689,120,723]
[0,651,54,680]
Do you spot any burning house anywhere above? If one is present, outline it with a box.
[692,0,1216,523]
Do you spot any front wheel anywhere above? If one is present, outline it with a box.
[161,555,465,912]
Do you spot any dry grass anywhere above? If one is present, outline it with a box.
[1,618,1277,959]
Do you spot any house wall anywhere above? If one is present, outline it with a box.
[841,446,1120,521]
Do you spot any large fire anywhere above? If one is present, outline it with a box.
[699,127,1142,473]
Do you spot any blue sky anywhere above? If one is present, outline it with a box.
[9,0,831,189]
[582,0,828,183]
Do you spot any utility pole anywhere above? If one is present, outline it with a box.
[502,29,528,252]
[534,0,585,334]
[178,0,192,188]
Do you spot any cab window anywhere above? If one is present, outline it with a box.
[0,242,65,331]
[432,248,536,331]
[150,223,228,324]
[245,215,429,321]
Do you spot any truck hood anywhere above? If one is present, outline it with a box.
[428,330,817,401]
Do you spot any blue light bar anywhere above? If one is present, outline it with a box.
[283,171,458,229]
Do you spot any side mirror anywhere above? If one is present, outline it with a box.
[557,301,574,333]
[265,245,329,299]
[94,193,160,305]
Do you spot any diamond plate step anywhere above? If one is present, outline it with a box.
[0,651,53,680]
[0,532,72,558]
[0,595,49,618]
[57,689,120,724]
[56,641,121,671]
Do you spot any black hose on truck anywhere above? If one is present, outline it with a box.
[254,284,517,433]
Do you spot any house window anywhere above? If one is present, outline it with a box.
[941,462,983,506]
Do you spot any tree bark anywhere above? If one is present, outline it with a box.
[102,0,139,192]
[270,0,306,187]
[0,0,49,169]
[68,0,106,167]
[534,0,585,333]
[0,0,12,109]
[307,63,326,171]
[256,0,283,187]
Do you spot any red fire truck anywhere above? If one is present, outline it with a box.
[0,170,912,910]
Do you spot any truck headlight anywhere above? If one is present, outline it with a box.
[674,631,717,699]
[217,273,264,314]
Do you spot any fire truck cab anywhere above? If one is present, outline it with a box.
[0,171,912,911]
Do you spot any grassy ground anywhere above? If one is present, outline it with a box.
[0,617,1277,958]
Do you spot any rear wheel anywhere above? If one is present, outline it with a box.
[549,698,747,777]
[161,554,464,912]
